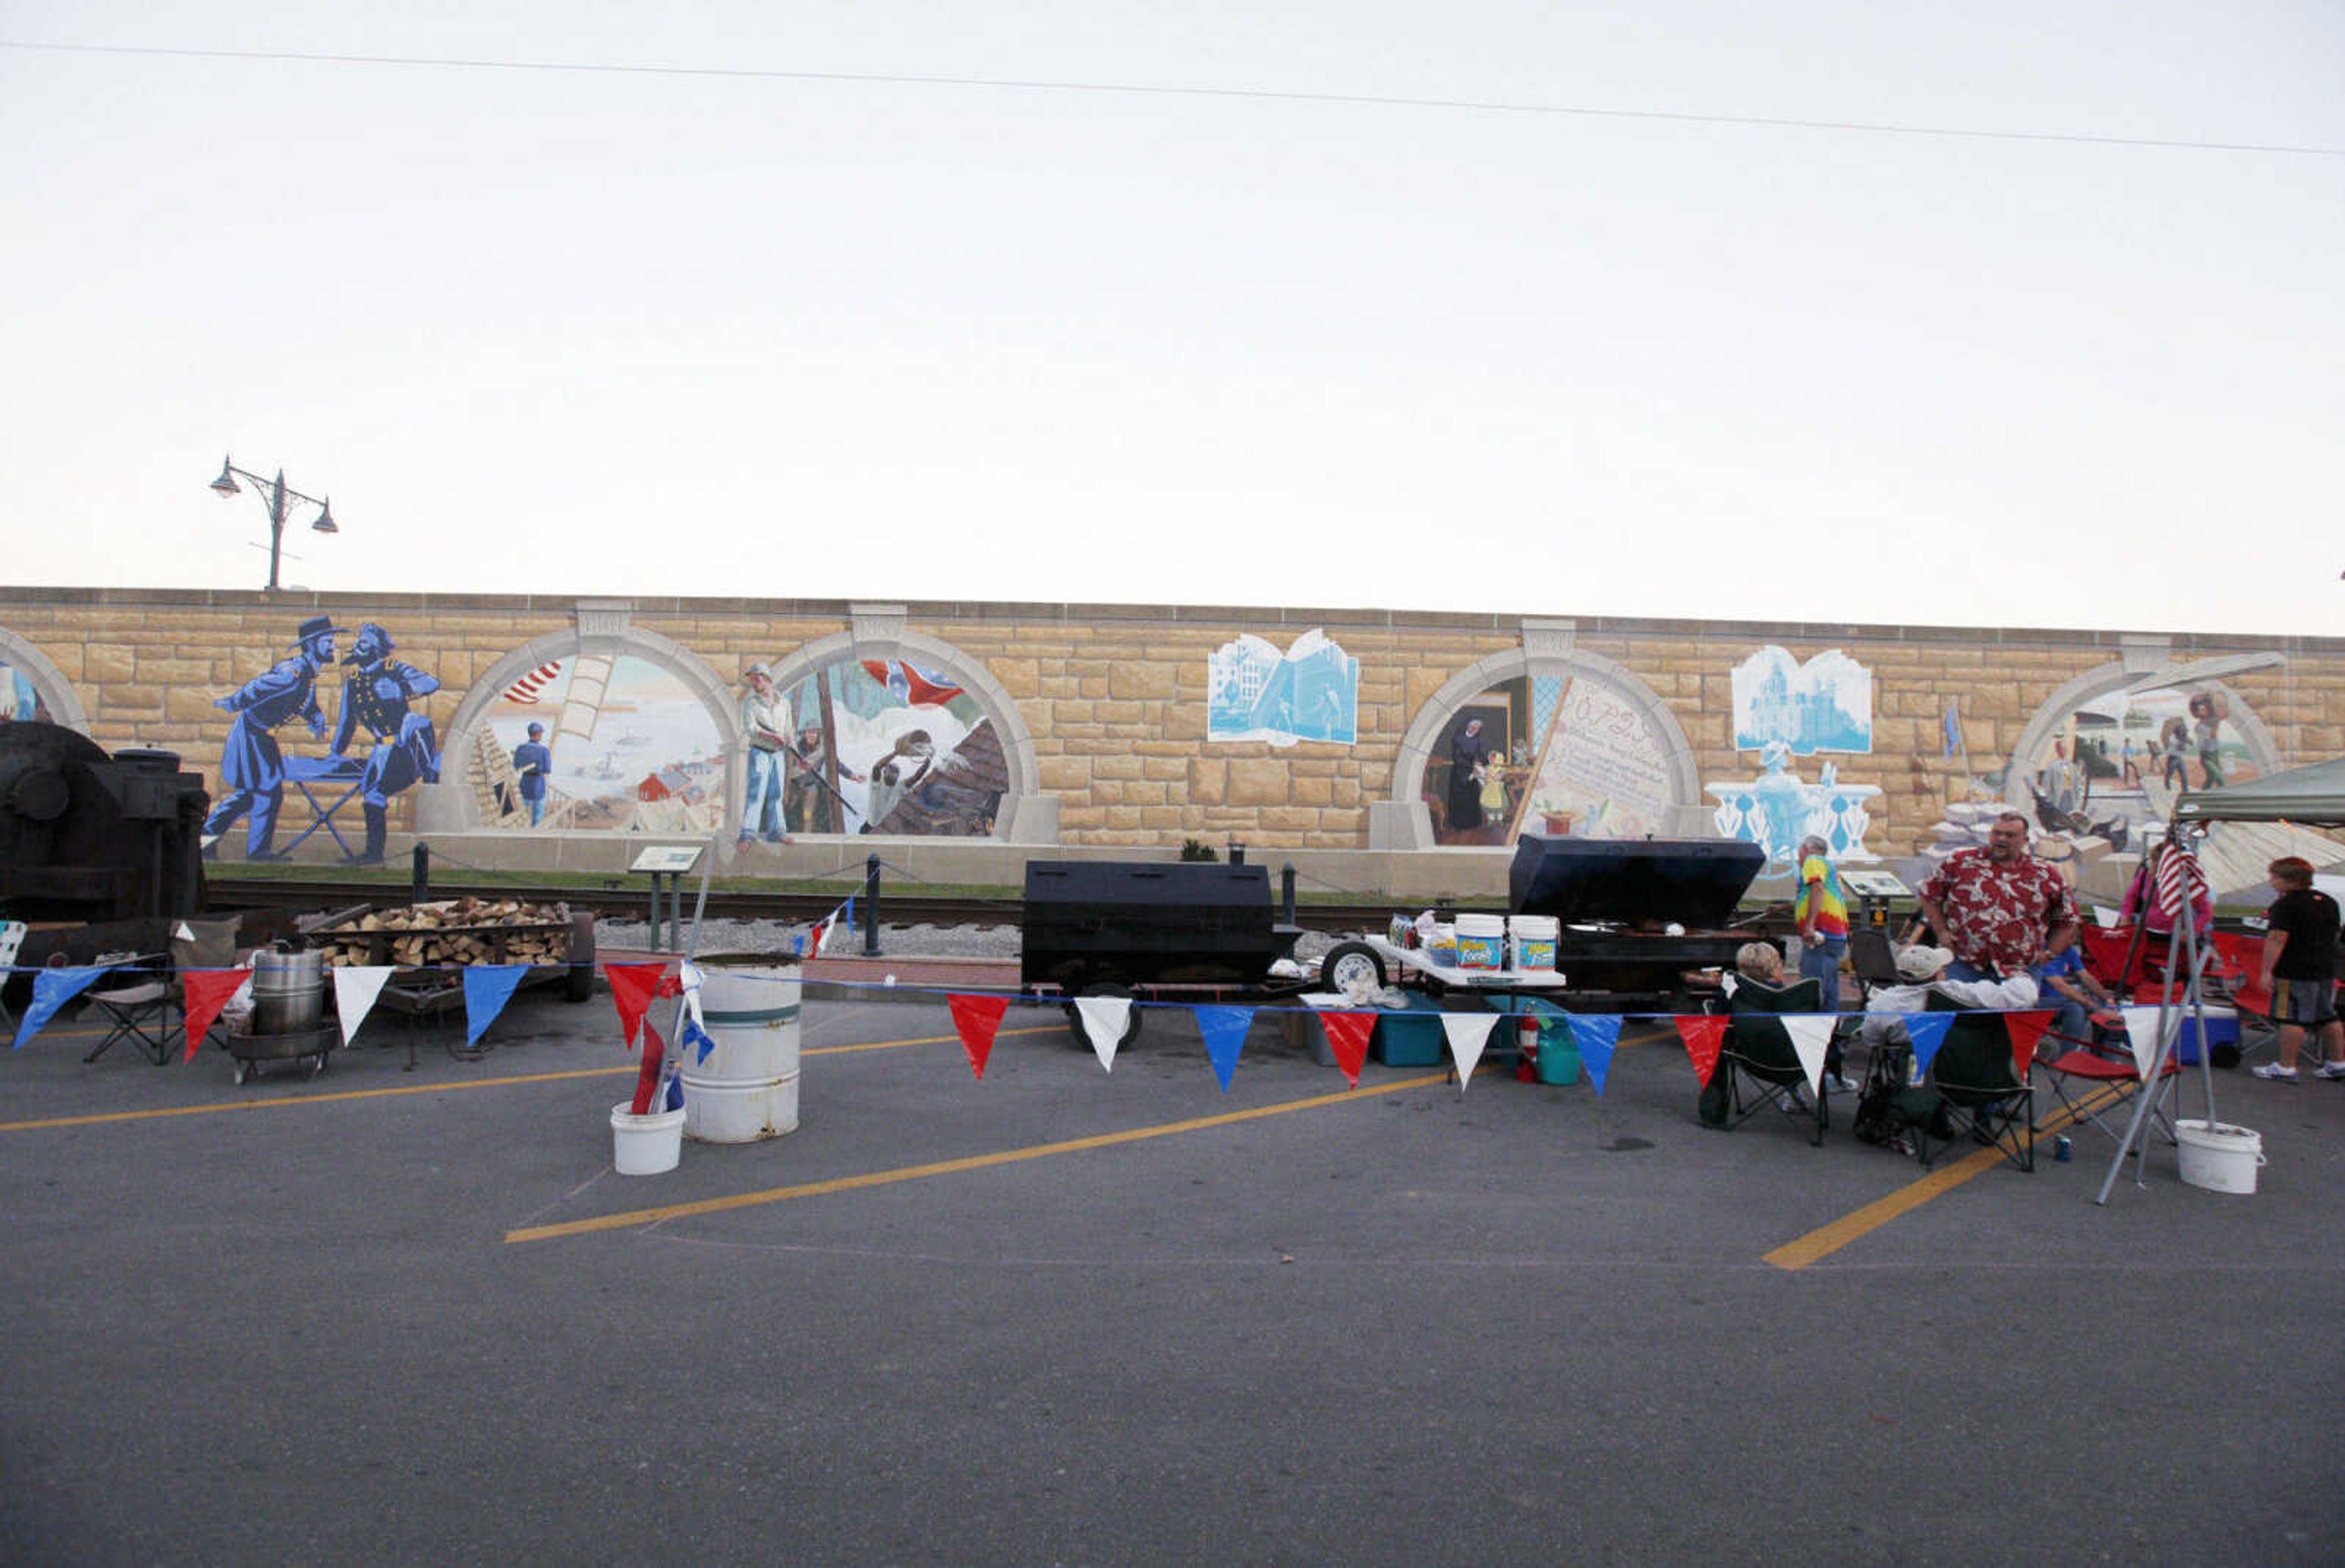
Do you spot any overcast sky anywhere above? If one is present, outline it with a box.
[4,4,2339,637]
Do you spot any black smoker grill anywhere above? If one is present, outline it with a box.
[1506,835,1768,1004]
[1020,861,1304,992]
[0,723,209,926]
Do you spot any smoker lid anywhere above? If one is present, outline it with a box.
[1507,835,1767,928]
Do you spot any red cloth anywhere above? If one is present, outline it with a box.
[180,970,251,1062]
[1314,1011,1375,1087]
[1674,1015,1728,1087]
[1920,848,2081,975]
[947,993,1010,1080]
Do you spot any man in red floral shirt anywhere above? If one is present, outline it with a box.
[1916,811,2081,980]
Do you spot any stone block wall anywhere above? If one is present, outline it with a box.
[2,587,2341,860]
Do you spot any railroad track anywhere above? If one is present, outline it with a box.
[204,876,1402,934]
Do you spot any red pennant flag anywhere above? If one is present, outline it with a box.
[1317,1011,1376,1087]
[180,970,250,1062]
[1675,1015,1729,1087]
[604,962,675,1051]
[948,993,1011,1081]
[629,1023,667,1116]
[2005,1011,2055,1081]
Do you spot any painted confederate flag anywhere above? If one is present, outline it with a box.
[862,659,964,708]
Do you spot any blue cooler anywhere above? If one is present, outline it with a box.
[2175,1007,2239,1065]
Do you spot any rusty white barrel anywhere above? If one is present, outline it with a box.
[681,954,802,1143]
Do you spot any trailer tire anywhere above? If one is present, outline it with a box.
[1320,940,1386,996]
[1063,983,1143,1051]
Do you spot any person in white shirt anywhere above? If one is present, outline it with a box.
[1859,943,2039,1053]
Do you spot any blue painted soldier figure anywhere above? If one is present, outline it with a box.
[203,615,343,860]
[512,722,552,826]
[333,622,442,864]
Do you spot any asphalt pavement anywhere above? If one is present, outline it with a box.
[3,981,2341,1566]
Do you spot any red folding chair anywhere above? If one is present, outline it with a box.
[2036,1020,2181,1145]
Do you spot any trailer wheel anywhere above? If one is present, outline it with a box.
[1320,941,1386,995]
[1063,984,1143,1051]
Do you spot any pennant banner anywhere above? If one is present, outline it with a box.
[1074,995,1132,1073]
[2005,1011,2055,1082]
[948,993,1010,1080]
[462,964,529,1047]
[1440,1011,1499,1091]
[1674,1015,1728,1087]
[603,962,674,1051]
[677,959,717,1064]
[1565,1013,1621,1096]
[1316,1010,1375,1087]
[1196,1005,1253,1092]
[2118,1006,2175,1079]
[631,1022,667,1115]
[12,967,105,1050]
[184,968,256,1061]
[329,965,393,1050]
[1781,1015,1835,1096]
[1903,1012,1955,1081]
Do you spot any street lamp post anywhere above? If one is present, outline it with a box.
[208,455,339,591]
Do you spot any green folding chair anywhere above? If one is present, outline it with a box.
[1705,976,1827,1145]
[1916,992,2035,1172]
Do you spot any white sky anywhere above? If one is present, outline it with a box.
[4,4,2340,636]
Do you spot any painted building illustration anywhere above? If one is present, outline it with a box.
[1207,630,1359,746]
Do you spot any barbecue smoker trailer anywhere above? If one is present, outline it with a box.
[1020,861,1306,1048]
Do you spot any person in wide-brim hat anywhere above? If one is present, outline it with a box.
[291,614,348,647]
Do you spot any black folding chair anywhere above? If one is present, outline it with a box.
[1707,977,1828,1145]
[1915,993,2036,1172]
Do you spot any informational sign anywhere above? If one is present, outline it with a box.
[629,845,705,875]
[1840,870,1911,898]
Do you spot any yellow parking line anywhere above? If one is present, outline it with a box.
[506,1072,1453,1244]
[0,1025,1065,1133]
[1763,1084,2126,1271]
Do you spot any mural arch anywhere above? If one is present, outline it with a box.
[0,624,89,733]
[748,630,1042,840]
[1388,647,1701,849]
[419,623,738,833]
[2002,658,2280,840]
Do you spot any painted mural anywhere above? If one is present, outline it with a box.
[2,658,56,724]
[203,616,440,863]
[743,656,1005,838]
[482,655,724,834]
[1207,631,1359,746]
[1709,742,1881,866]
[1427,674,1674,846]
[1730,646,1872,754]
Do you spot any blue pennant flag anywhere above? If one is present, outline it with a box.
[13,966,106,1050]
[1904,1012,1955,1080]
[461,964,531,1047]
[1196,1005,1254,1093]
[680,1011,718,1065]
[663,1071,685,1111]
[1565,1014,1623,1097]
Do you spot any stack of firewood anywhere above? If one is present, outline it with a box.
[314,898,573,969]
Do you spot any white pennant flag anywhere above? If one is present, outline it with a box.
[1441,1012,1500,1091]
[331,965,396,1047]
[1780,1015,1836,1096]
[2118,1006,2174,1079]
[1074,995,1131,1072]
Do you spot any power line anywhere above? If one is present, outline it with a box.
[7,37,2343,158]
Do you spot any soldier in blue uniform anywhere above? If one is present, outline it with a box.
[204,615,343,860]
[332,622,442,865]
[512,722,553,826]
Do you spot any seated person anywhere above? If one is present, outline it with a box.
[1860,944,2041,1054]
[2035,945,2118,1047]
[1725,941,1855,1095]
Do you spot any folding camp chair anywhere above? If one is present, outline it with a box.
[1848,927,1902,990]
[0,920,26,1034]
[2037,1022,2180,1147]
[1914,993,2035,1172]
[83,955,179,1065]
[1707,976,1828,1145]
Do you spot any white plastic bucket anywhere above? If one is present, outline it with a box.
[1456,913,1506,971]
[611,1102,685,1175]
[1511,915,1560,971]
[682,955,803,1143]
[2175,1119,2263,1196]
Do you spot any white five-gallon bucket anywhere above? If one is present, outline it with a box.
[1455,913,1507,971]
[2175,1119,2263,1195]
[1510,915,1560,971]
[681,954,803,1143]
[611,1103,686,1175]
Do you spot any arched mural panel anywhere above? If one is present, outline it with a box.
[0,625,87,733]
[747,634,1031,839]
[422,624,736,834]
[1394,649,1699,847]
